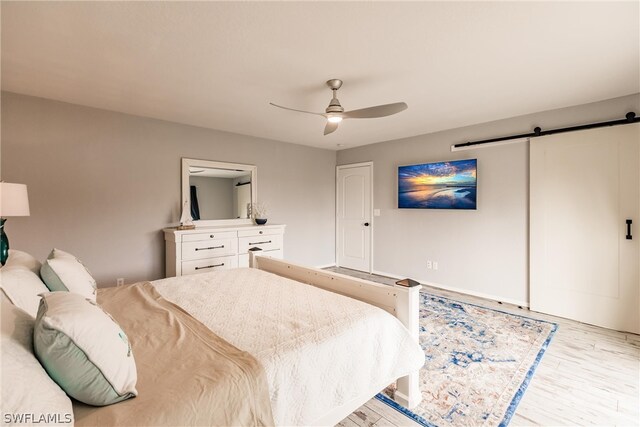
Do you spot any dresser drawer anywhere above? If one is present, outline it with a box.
[182,231,237,243]
[182,238,237,261]
[238,249,283,268]
[182,255,237,275]
[165,225,285,277]
[238,228,283,238]
[238,234,282,253]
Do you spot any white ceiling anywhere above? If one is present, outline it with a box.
[2,1,638,150]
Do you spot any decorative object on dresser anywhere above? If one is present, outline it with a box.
[0,182,30,266]
[252,202,268,225]
[164,224,285,277]
[177,200,195,230]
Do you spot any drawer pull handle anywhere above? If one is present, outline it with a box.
[210,234,215,238]
[249,240,271,245]
[195,263,224,270]
[195,245,225,251]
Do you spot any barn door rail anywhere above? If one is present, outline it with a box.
[453,112,640,150]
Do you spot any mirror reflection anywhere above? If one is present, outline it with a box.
[188,167,252,220]
[181,158,256,225]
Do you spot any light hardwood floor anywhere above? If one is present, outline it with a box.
[330,267,640,427]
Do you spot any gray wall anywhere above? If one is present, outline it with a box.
[1,92,336,286]
[338,94,640,305]
[4,90,638,302]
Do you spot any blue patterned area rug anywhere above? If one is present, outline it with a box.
[377,292,557,427]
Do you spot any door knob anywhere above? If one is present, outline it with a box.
[364,222,370,226]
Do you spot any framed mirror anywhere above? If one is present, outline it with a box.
[181,158,257,226]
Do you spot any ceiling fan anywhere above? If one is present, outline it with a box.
[270,79,408,135]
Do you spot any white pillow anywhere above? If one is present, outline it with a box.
[4,249,42,273]
[1,294,74,425]
[40,248,97,301]
[0,267,49,318]
[34,291,138,406]
[47,248,80,261]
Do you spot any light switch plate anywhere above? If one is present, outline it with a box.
[373,209,381,216]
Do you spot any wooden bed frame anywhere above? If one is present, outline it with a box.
[250,253,422,426]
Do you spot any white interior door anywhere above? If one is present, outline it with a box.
[530,124,639,333]
[337,163,372,272]
[234,184,250,219]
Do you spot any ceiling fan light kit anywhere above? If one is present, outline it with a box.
[270,79,408,135]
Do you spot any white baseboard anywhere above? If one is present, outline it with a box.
[372,269,529,308]
[372,270,404,280]
[315,263,336,269]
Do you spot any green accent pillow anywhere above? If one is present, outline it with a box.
[33,292,137,406]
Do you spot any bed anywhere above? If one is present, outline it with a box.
[2,251,424,426]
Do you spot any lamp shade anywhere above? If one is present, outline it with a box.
[0,183,30,217]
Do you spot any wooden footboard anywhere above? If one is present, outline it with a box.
[249,253,423,416]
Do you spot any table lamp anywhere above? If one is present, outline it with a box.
[0,183,30,266]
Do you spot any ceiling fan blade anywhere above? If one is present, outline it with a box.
[342,102,408,119]
[269,102,323,116]
[324,121,339,135]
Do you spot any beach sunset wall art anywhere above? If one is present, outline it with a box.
[398,159,477,209]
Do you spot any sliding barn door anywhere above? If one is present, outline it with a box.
[530,124,639,333]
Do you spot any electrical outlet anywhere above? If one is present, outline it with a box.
[433,261,438,270]
[426,260,432,269]
[116,278,124,287]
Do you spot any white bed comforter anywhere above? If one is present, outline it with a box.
[152,268,424,426]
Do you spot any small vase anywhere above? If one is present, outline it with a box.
[255,218,267,225]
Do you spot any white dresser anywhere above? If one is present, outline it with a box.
[164,224,286,277]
